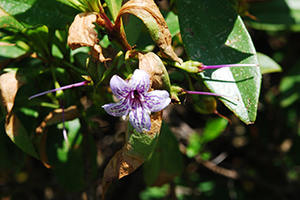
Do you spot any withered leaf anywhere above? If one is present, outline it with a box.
[36,105,79,135]
[36,105,80,168]
[116,0,182,64]
[102,111,163,199]
[68,12,99,50]
[0,72,27,116]
[138,52,171,92]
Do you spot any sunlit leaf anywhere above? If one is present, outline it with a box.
[257,52,282,74]
[178,0,261,124]
[0,0,77,29]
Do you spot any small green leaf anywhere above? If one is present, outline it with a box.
[163,10,180,37]
[186,133,202,158]
[279,62,300,107]
[105,0,122,21]
[202,117,228,143]
[257,52,282,74]
[246,0,300,31]
[178,0,261,124]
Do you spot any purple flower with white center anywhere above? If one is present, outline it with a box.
[102,69,171,133]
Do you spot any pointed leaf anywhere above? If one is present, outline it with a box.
[178,0,261,124]
[257,52,282,74]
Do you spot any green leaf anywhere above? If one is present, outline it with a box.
[178,0,261,124]
[143,122,183,186]
[23,25,50,58]
[124,14,143,46]
[0,120,26,172]
[202,117,228,143]
[257,52,282,74]
[46,120,89,191]
[86,58,105,92]
[163,10,180,37]
[186,132,202,158]
[0,0,78,29]
[105,0,122,21]
[246,0,300,31]
[0,8,26,30]
[279,61,300,107]
[5,112,39,159]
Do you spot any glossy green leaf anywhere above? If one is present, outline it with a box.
[246,0,300,31]
[0,8,26,30]
[257,52,282,74]
[0,0,77,29]
[105,0,122,21]
[143,122,183,186]
[178,0,261,124]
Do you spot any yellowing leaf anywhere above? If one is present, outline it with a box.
[115,0,182,64]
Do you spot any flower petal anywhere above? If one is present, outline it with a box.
[110,75,131,99]
[129,101,151,133]
[102,98,129,117]
[130,69,150,94]
[144,90,171,112]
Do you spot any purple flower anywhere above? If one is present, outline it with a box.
[102,69,171,133]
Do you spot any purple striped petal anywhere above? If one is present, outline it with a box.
[144,90,171,112]
[110,75,131,99]
[130,69,150,94]
[129,100,151,132]
[102,98,129,117]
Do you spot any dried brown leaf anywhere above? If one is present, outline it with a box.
[0,72,27,115]
[102,111,163,199]
[36,105,79,134]
[116,0,182,64]
[67,12,99,50]
[36,105,80,168]
[138,52,171,92]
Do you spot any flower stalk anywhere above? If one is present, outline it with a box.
[28,81,89,100]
